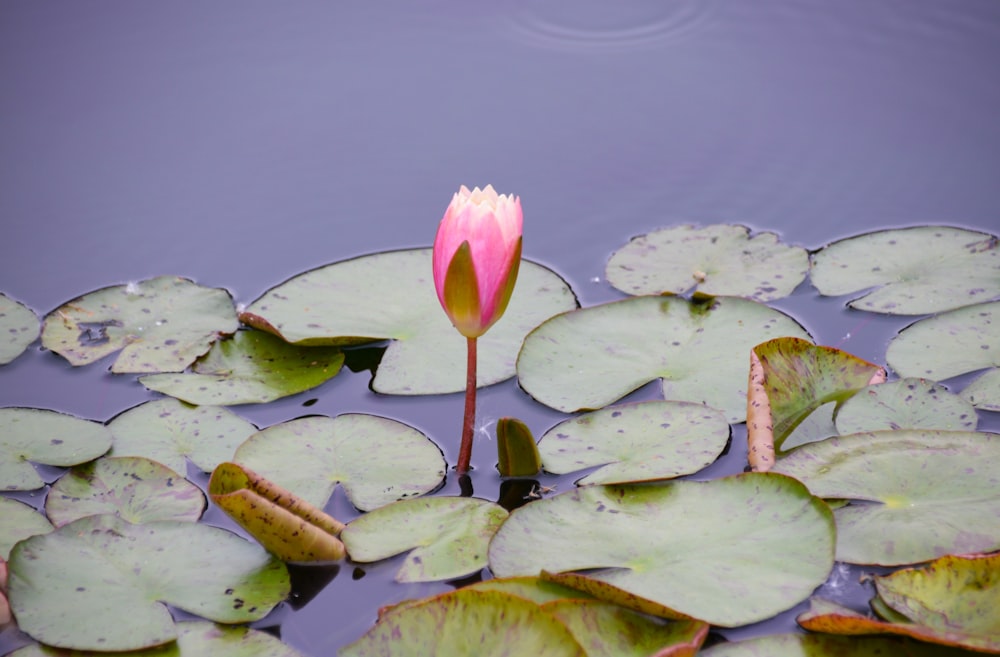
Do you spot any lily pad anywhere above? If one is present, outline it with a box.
[140,329,345,405]
[107,399,258,473]
[0,407,113,491]
[8,621,308,656]
[7,514,289,651]
[488,473,835,627]
[961,368,1000,411]
[886,300,1000,410]
[834,378,978,434]
[517,295,811,420]
[41,276,238,373]
[466,575,596,605]
[45,456,205,527]
[606,224,808,302]
[771,430,1000,564]
[699,631,974,656]
[239,248,578,394]
[340,496,508,582]
[232,414,446,512]
[0,497,53,559]
[537,401,730,485]
[809,226,1000,315]
[341,588,586,657]
[0,293,39,365]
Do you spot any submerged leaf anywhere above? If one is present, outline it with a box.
[0,293,39,365]
[40,276,238,373]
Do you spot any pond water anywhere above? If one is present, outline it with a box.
[1,1,999,654]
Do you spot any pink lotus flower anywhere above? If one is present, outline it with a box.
[433,185,523,338]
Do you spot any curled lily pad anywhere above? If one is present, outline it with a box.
[341,496,508,582]
[606,224,808,302]
[772,430,1000,564]
[41,276,238,373]
[240,249,578,395]
[46,456,205,527]
[107,399,258,473]
[886,300,1000,410]
[537,401,730,485]
[809,226,1000,315]
[834,378,978,434]
[0,407,112,491]
[7,514,289,651]
[517,295,811,420]
[232,414,446,512]
[0,293,39,365]
[140,329,344,405]
[0,497,53,559]
[488,473,835,627]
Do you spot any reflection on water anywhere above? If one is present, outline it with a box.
[1,0,999,654]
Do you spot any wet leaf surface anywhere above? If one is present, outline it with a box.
[0,293,39,365]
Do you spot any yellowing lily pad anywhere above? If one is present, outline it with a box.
[537,400,730,485]
[772,430,1000,564]
[341,496,508,582]
[606,224,808,302]
[517,296,811,420]
[0,407,113,491]
[699,631,973,656]
[140,329,345,405]
[0,293,39,365]
[488,473,835,627]
[45,456,205,527]
[240,249,577,394]
[41,276,238,373]
[809,226,1000,315]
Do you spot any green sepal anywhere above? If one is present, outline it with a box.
[443,241,482,337]
[496,416,541,476]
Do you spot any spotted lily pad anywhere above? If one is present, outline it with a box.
[0,407,113,491]
[41,276,239,373]
[0,497,53,559]
[699,632,973,656]
[834,378,978,434]
[772,430,1000,564]
[341,496,508,582]
[886,300,1000,411]
[488,473,835,627]
[239,249,578,394]
[517,296,811,420]
[45,456,205,527]
[809,226,1000,315]
[606,224,808,302]
[0,293,39,365]
[107,399,258,473]
[7,514,290,651]
[232,414,446,512]
[8,621,308,656]
[140,329,345,405]
[537,401,730,485]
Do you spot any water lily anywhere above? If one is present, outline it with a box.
[433,185,523,473]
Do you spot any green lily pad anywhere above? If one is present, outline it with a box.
[45,456,205,527]
[107,399,258,473]
[834,378,978,434]
[0,407,113,491]
[140,329,345,405]
[537,400,730,485]
[488,473,835,627]
[699,631,974,656]
[340,496,508,582]
[0,293,39,365]
[232,414,446,512]
[341,588,586,657]
[239,248,578,395]
[0,497,53,559]
[961,368,1000,411]
[7,514,290,651]
[466,575,596,605]
[809,226,1000,315]
[771,430,1000,565]
[606,224,808,302]
[8,621,308,656]
[41,276,239,373]
[886,301,1000,410]
[517,295,811,420]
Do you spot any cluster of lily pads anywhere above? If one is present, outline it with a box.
[0,224,998,656]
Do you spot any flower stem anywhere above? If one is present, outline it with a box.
[456,336,477,474]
